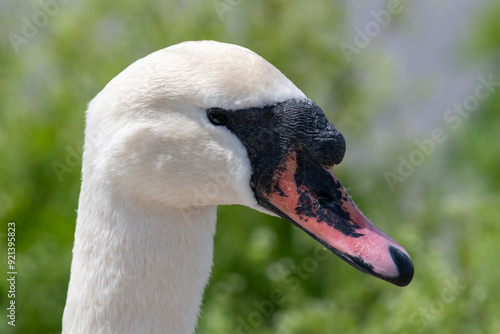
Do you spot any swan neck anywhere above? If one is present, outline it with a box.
[62,187,217,334]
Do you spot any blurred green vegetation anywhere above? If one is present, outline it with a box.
[1,1,499,333]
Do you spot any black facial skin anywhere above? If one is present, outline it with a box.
[207,99,365,254]
[207,99,346,194]
[207,99,414,287]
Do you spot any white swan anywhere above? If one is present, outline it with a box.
[62,41,413,334]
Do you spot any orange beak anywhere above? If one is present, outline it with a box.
[255,147,413,287]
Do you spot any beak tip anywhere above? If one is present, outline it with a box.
[388,246,414,287]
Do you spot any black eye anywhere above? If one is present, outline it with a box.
[207,109,231,126]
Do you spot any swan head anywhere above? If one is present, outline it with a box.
[84,40,413,286]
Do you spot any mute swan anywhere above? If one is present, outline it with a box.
[62,40,413,334]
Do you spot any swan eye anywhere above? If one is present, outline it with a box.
[207,109,231,126]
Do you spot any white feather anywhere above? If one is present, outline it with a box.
[62,41,305,334]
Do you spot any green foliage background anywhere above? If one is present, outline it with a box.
[1,1,499,333]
